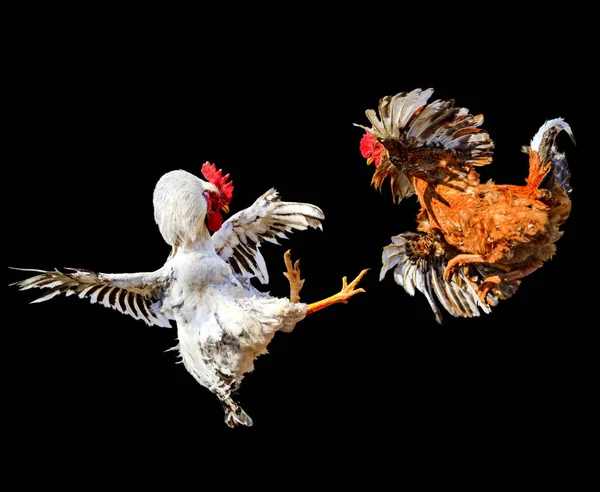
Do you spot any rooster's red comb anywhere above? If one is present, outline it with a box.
[359,131,377,159]
[201,161,234,204]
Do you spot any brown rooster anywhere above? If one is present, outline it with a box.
[356,88,574,324]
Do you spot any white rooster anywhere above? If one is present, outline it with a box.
[11,162,368,427]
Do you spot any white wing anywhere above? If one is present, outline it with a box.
[11,266,172,327]
[212,188,324,284]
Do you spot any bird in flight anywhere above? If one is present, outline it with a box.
[356,88,574,323]
[11,162,368,427]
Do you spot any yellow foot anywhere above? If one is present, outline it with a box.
[444,262,472,282]
[476,261,542,304]
[444,256,466,281]
[477,278,500,306]
[444,264,458,282]
[306,268,369,315]
[283,249,305,303]
[444,253,488,281]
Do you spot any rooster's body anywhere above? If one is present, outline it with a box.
[356,88,574,323]
[12,164,367,427]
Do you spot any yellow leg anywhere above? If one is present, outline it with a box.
[283,249,305,304]
[283,249,368,313]
[478,260,543,304]
[444,253,487,281]
[306,269,369,315]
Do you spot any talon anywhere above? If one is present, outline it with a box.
[477,284,492,306]
[445,254,489,282]
[477,276,502,305]
[283,250,304,304]
[348,269,369,289]
[443,263,457,281]
[336,269,370,302]
[444,264,458,281]
[283,249,293,270]
[305,269,369,315]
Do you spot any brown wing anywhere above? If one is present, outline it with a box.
[380,231,519,324]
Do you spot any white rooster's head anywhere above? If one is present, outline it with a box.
[153,162,233,247]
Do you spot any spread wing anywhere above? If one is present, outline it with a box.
[212,188,324,284]
[10,266,172,327]
[380,232,520,324]
[355,88,495,203]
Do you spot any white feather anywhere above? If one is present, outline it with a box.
[530,118,572,151]
[12,166,334,428]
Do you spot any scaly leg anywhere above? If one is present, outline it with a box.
[444,253,488,281]
[478,261,543,304]
[283,249,368,313]
[218,393,253,428]
[306,269,369,315]
[283,249,305,303]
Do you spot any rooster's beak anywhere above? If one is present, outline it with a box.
[366,157,374,165]
[221,204,230,214]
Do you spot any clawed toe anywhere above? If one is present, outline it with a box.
[305,268,369,315]
[477,278,500,306]
[283,249,305,303]
[444,264,458,281]
[339,269,369,302]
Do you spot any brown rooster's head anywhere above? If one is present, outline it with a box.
[359,131,385,167]
[201,161,234,232]
[358,130,414,203]
[359,131,394,192]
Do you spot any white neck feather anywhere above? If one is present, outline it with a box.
[153,169,218,248]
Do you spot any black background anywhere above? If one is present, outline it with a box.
[6,10,591,484]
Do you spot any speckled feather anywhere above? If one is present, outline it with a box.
[358,88,575,323]
[11,168,328,427]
